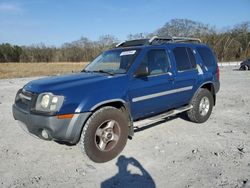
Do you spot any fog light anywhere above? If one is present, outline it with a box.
[41,129,49,139]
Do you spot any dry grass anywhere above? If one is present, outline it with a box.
[0,62,89,79]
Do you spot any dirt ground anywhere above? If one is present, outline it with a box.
[0,67,249,188]
[0,62,88,79]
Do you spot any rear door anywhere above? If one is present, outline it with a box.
[169,46,198,106]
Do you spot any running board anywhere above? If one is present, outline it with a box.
[133,105,193,128]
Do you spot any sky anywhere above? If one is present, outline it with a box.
[0,0,249,46]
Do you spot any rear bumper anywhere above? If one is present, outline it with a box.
[12,104,91,144]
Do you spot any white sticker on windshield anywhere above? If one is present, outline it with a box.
[120,50,136,56]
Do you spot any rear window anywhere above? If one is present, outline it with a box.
[197,47,215,67]
[173,47,196,71]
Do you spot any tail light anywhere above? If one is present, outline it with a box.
[216,66,220,80]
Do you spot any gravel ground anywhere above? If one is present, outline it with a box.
[0,67,249,188]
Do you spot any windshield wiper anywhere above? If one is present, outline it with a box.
[81,69,114,76]
[81,69,92,73]
[93,70,114,76]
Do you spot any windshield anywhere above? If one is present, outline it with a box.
[84,49,140,74]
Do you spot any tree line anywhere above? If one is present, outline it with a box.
[0,19,249,63]
[0,35,118,63]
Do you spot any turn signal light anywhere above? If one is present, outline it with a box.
[57,114,74,119]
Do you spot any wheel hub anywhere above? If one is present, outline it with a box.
[102,129,113,141]
[199,96,210,116]
[95,120,120,151]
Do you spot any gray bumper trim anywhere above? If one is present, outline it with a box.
[12,104,91,144]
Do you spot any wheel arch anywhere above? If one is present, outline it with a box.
[90,99,134,137]
[193,82,216,106]
[90,99,127,111]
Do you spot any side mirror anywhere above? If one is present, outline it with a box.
[134,66,149,77]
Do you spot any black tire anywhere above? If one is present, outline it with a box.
[187,88,214,123]
[79,106,128,163]
[245,65,250,70]
[240,65,249,70]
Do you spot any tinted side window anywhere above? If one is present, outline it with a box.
[173,47,194,71]
[186,48,196,68]
[139,49,170,75]
[197,47,215,67]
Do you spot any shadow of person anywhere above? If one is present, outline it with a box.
[101,155,156,188]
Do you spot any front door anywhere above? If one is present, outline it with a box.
[128,49,175,120]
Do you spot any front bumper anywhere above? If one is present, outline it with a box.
[12,104,91,144]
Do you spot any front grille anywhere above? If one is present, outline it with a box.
[15,89,37,112]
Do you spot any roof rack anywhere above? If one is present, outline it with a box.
[148,36,173,44]
[149,36,202,44]
[115,39,149,48]
[171,37,202,43]
[116,36,202,47]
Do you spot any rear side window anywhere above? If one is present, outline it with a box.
[173,47,196,71]
[186,48,196,68]
[197,47,215,67]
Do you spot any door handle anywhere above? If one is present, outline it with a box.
[168,77,174,81]
[167,72,174,81]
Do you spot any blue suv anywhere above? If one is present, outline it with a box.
[12,36,220,163]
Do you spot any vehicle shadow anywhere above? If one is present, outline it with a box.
[233,68,249,71]
[232,68,243,71]
[101,155,156,188]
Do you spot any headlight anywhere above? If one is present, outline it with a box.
[41,94,50,109]
[35,93,64,113]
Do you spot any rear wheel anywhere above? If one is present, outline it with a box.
[187,88,214,123]
[79,106,128,163]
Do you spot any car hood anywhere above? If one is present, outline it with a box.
[23,72,116,94]
[241,60,250,65]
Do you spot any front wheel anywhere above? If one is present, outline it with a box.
[187,88,214,123]
[244,65,249,70]
[79,106,128,163]
[240,65,249,70]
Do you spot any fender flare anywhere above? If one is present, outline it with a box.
[89,98,134,137]
[90,99,127,111]
[191,81,216,105]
